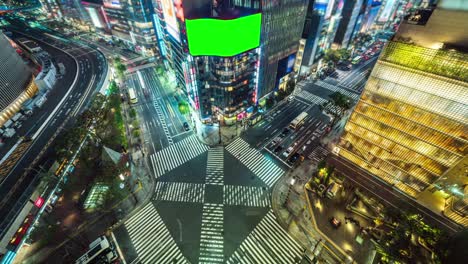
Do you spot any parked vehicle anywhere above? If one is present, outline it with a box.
[326,182,341,199]
[330,217,341,228]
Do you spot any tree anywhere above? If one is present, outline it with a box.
[129,108,137,119]
[323,49,341,64]
[178,100,190,115]
[337,48,351,61]
[320,92,352,128]
[114,57,127,79]
[108,80,119,95]
[285,78,295,95]
[265,97,274,109]
[353,32,373,49]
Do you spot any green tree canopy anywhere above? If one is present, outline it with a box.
[178,100,190,115]
[320,92,352,128]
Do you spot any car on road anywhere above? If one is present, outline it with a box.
[274,145,283,154]
[330,217,341,228]
[183,122,190,131]
[287,153,302,166]
[282,146,294,158]
[280,128,290,137]
[288,95,295,102]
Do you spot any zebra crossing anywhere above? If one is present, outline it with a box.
[226,138,284,187]
[153,99,173,145]
[226,210,304,264]
[315,80,360,101]
[153,181,205,203]
[125,203,189,264]
[223,185,271,207]
[296,90,327,105]
[308,146,329,163]
[149,134,209,178]
[199,204,224,264]
[206,147,224,185]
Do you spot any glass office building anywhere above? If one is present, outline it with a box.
[337,4,467,225]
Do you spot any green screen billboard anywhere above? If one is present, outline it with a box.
[185,13,262,57]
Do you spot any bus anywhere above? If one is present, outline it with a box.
[289,112,308,130]
[128,88,138,104]
[75,236,118,264]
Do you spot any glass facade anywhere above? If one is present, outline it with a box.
[338,40,468,198]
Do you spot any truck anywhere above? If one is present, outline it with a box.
[2,119,13,129]
[3,128,16,138]
[35,95,47,108]
[11,113,23,122]
[75,236,118,264]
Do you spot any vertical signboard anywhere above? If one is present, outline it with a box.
[160,0,180,42]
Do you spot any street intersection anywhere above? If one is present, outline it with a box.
[113,137,303,264]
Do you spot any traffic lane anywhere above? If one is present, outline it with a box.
[128,72,170,151]
[0,31,106,224]
[244,101,307,146]
[0,35,78,155]
[142,68,186,137]
[266,116,324,165]
[327,156,461,233]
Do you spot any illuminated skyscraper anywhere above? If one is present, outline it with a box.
[152,0,307,126]
[336,2,467,225]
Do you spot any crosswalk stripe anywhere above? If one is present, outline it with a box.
[199,204,224,264]
[226,210,303,264]
[223,185,270,207]
[226,138,284,187]
[150,134,209,178]
[124,203,189,264]
[153,182,205,203]
[315,80,360,101]
[206,147,224,185]
[308,146,329,162]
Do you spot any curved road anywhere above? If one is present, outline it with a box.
[0,22,108,246]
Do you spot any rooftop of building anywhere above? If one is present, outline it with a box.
[396,7,468,51]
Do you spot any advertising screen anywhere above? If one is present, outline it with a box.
[186,13,261,57]
[161,0,180,42]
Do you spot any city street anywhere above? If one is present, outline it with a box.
[0,20,108,244]
[112,139,304,263]
[107,55,381,263]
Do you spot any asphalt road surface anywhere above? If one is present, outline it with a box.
[0,21,108,243]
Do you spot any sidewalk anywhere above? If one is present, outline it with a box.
[271,160,349,263]
[193,118,246,146]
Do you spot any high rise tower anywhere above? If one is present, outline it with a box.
[336,2,468,226]
[152,0,307,126]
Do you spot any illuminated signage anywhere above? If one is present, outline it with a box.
[103,0,122,8]
[160,0,180,42]
[86,7,103,28]
[34,197,44,208]
[378,0,397,22]
[186,13,262,57]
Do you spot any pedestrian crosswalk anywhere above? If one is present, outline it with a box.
[149,135,209,178]
[199,203,224,264]
[153,99,173,145]
[308,146,329,163]
[223,185,271,207]
[226,138,284,187]
[226,210,304,264]
[206,147,224,185]
[125,203,189,264]
[316,80,360,101]
[153,181,205,203]
[296,90,328,105]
